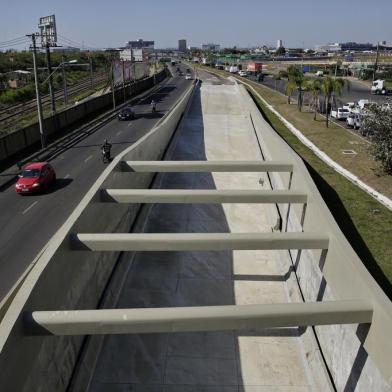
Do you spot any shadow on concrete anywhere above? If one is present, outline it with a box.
[343,323,370,392]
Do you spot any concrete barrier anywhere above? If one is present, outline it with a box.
[0,81,196,392]
[238,83,392,391]
[0,70,168,166]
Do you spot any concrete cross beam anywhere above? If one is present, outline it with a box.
[71,232,329,251]
[121,160,294,172]
[28,300,373,336]
[100,189,308,204]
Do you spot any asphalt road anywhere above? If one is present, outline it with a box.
[0,65,193,301]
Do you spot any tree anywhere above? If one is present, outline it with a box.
[307,79,322,120]
[275,46,286,56]
[320,76,345,127]
[286,66,307,111]
[361,101,392,173]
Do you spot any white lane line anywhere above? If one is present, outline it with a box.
[116,130,123,135]
[127,123,133,127]
[84,155,93,163]
[64,174,70,179]
[22,201,38,215]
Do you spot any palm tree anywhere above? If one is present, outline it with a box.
[320,76,345,127]
[286,66,307,111]
[307,79,321,120]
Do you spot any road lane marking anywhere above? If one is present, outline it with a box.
[64,174,70,179]
[127,123,133,127]
[116,130,123,135]
[84,155,93,163]
[22,201,38,215]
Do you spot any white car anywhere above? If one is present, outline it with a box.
[346,113,356,128]
[331,108,350,120]
[238,70,248,77]
[185,73,192,80]
[315,71,324,77]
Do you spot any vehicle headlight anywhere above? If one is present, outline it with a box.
[15,183,21,188]
[32,183,41,187]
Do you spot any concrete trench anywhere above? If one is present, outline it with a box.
[78,76,333,391]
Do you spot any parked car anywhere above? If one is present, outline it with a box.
[343,102,355,112]
[238,70,248,77]
[353,113,364,130]
[331,108,350,120]
[315,71,324,77]
[346,113,356,128]
[15,162,56,194]
[118,107,135,120]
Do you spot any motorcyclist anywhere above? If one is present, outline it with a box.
[150,99,157,113]
[101,139,112,162]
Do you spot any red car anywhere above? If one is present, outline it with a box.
[15,162,56,194]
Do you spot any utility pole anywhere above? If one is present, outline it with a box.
[28,33,46,149]
[373,43,380,82]
[110,58,116,110]
[61,55,68,104]
[89,51,94,89]
[45,43,56,115]
[121,60,126,103]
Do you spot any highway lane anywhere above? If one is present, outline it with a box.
[0,65,193,301]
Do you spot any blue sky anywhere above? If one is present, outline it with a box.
[0,0,391,49]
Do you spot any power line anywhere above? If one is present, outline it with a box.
[0,36,29,45]
[0,38,30,48]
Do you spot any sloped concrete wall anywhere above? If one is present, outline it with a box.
[0,82,195,392]
[238,83,392,391]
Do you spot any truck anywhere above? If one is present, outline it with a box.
[247,61,263,74]
[371,80,392,95]
[331,107,350,120]
[229,65,239,73]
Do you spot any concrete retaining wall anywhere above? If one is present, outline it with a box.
[0,70,168,165]
[0,82,195,392]
[238,84,392,391]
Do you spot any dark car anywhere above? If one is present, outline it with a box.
[15,162,56,194]
[118,107,135,120]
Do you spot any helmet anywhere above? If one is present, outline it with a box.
[104,139,108,144]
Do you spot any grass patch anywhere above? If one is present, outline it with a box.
[248,88,392,298]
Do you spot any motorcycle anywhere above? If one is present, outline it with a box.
[102,149,111,163]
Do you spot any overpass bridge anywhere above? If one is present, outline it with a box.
[0,70,391,391]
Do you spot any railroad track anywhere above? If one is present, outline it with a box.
[0,73,108,125]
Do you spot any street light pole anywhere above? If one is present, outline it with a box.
[373,43,380,82]
[28,33,46,149]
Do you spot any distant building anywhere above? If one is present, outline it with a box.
[7,70,31,89]
[201,43,220,52]
[52,46,80,53]
[314,43,341,53]
[277,39,283,49]
[178,39,187,52]
[340,42,375,52]
[125,39,154,50]
[188,46,200,51]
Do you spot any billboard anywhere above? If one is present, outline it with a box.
[38,15,57,47]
